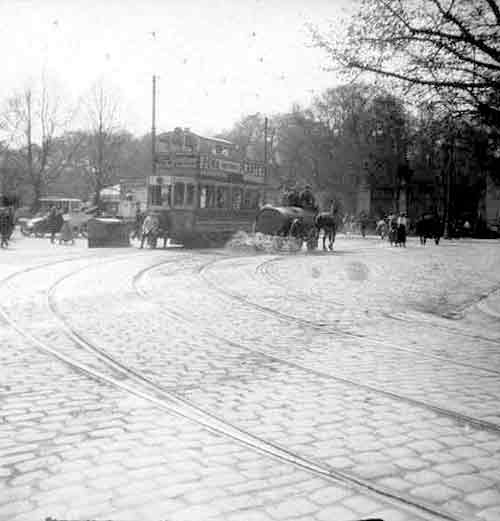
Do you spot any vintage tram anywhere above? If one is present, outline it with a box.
[147,128,268,247]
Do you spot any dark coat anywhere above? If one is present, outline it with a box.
[0,211,11,237]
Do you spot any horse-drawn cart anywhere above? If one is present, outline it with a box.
[254,205,319,251]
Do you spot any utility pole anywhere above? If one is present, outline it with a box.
[152,74,157,178]
[264,116,268,178]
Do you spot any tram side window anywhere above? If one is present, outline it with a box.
[243,190,252,209]
[186,184,195,206]
[149,185,162,206]
[200,185,216,208]
[216,186,229,208]
[243,190,260,209]
[174,182,185,206]
[232,188,243,210]
[253,191,261,209]
[200,186,207,208]
[162,185,172,206]
[207,186,216,208]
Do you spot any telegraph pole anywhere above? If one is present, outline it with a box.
[264,117,268,180]
[152,74,157,178]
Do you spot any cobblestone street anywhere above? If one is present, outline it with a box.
[1,234,500,521]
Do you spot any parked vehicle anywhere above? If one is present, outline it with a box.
[20,198,98,238]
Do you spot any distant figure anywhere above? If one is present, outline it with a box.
[140,214,159,249]
[387,213,398,245]
[396,212,407,247]
[0,207,11,248]
[283,186,301,207]
[59,218,75,245]
[376,217,387,239]
[359,212,368,238]
[47,206,59,243]
[132,206,144,240]
[157,211,170,249]
[299,185,317,211]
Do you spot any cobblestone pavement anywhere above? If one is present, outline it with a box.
[1,234,500,521]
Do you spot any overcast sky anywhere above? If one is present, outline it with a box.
[1,0,354,137]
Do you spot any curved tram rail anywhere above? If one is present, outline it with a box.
[0,255,459,521]
[254,256,500,371]
[131,257,500,520]
[131,257,500,437]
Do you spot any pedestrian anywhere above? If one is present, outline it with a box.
[376,217,386,239]
[0,207,11,248]
[285,186,301,207]
[359,212,368,238]
[59,217,75,245]
[140,213,158,249]
[299,185,317,211]
[132,204,143,240]
[397,212,407,247]
[47,206,59,243]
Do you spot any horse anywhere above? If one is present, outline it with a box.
[314,211,337,251]
[416,214,442,245]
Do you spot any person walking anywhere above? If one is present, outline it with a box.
[140,213,159,249]
[47,206,59,244]
[359,212,368,238]
[59,216,75,245]
[397,212,408,247]
[132,204,143,240]
[0,207,11,248]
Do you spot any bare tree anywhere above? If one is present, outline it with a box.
[311,0,500,128]
[0,79,80,210]
[82,82,124,209]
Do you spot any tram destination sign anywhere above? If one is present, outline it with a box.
[156,154,199,169]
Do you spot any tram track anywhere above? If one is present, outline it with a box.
[198,255,500,381]
[0,254,454,521]
[128,257,500,521]
[256,256,500,362]
[132,257,500,438]
[263,248,500,344]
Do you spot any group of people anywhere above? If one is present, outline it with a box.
[47,206,75,245]
[376,212,408,246]
[342,213,369,238]
[282,185,318,212]
[133,208,169,249]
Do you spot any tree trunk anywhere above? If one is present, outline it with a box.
[32,182,42,213]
